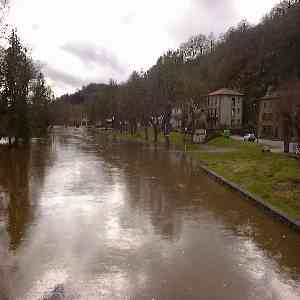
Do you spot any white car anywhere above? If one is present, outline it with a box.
[243,133,256,142]
[296,144,300,155]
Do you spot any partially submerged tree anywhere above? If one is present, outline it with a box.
[150,52,184,146]
[1,29,35,143]
[30,72,54,131]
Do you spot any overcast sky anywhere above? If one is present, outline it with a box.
[8,0,279,96]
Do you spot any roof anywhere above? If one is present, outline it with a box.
[208,88,244,96]
[259,91,280,101]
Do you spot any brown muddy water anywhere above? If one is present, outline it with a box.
[0,126,300,299]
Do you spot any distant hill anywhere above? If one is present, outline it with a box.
[53,1,300,128]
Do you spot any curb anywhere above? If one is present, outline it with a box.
[199,164,300,232]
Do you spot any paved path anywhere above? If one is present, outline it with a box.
[231,135,298,153]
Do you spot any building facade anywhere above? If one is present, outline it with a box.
[207,88,244,129]
[170,107,183,131]
[257,91,299,141]
[257,92,281,139]
[170,100,207,132]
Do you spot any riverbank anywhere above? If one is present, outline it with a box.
[113,130,300,223]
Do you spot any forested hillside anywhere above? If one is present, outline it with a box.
[54,0,300,136]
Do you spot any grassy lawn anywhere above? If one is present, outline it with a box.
[191,137,300,220]
[113,129,300,220]
[113,130,199,150]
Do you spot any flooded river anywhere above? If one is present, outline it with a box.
[0,127,300,299]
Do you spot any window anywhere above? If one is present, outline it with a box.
[262,113,273,121]
[232,97,236,106]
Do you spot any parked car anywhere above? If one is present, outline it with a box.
[296,144,300,156]
[243,133,256,142]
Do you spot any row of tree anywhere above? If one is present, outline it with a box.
[0,29,54,144]
[54,0,300,145]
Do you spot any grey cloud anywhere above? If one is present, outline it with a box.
[61,42,125,74]
[42,63,126,96]
[168,0,240,43]
[43,64,87,88]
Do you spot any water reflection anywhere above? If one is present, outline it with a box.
[0,127,299,299]
[42,284,65,300]
[98,137,300,288]
[0,147,31,251]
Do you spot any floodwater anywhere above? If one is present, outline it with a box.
[0,127,300,300]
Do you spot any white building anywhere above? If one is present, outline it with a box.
[207,88,244,129]
[170,107,183,131]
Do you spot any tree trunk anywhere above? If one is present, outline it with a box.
[144,126,148,141]
[134,121,138,135]
[153,124,158,143]
[130,121,135,135]
[164,121,171,148]
[191,112,195,144]
[283,119,290,153]
[164,134,170,148]
[163,106,171,148]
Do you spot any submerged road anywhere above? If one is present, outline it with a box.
[0,127,300,299]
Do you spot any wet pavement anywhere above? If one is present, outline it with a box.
[0,127,300,299]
